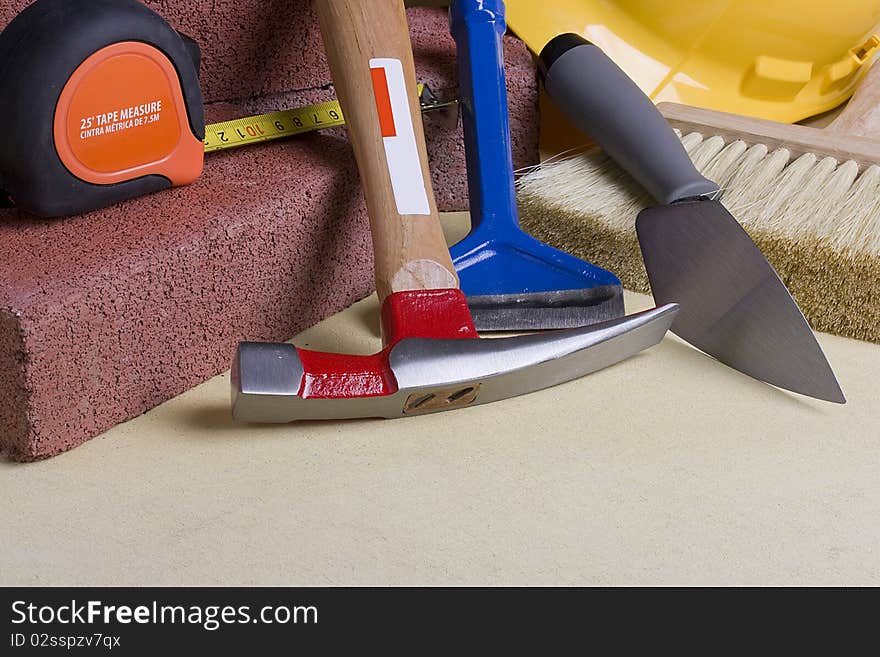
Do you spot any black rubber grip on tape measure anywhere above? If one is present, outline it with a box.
[0,0,204,218]
[0,170,10,207]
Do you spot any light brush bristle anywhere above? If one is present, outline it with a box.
[517,133,880,343]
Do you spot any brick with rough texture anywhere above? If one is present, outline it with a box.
[0,6,539,460]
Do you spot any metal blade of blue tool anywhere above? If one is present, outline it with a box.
[448,0,623,331]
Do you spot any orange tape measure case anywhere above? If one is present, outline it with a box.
[0,0,205,217]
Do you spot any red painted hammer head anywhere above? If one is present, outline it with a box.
[231,0,676,423]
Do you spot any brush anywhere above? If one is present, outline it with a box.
[518,59,880,343]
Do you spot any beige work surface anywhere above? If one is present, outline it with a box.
[2,213,879,586]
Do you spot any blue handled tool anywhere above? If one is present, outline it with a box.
[449,0,623,331]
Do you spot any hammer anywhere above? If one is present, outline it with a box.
[231,0,678,423]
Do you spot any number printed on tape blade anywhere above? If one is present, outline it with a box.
[202,85,433,154]
[203,100,345,153]
[369,58,431,216]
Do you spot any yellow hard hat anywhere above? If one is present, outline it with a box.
[506,0,880,123]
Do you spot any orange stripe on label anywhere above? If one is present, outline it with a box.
[370,67,397,138]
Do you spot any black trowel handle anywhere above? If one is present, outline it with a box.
[539,33,720,205]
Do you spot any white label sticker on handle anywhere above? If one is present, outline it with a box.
[369,58,431,216]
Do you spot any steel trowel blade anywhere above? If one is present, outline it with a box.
[636,199,845,403]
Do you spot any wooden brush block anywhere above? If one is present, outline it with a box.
[659,104,880,173]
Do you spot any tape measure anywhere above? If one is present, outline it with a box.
[0,0,452,218]
[203,84,437,154]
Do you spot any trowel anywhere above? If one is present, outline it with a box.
[538,34,845,403]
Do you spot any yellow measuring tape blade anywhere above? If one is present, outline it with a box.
[203,85,429,154]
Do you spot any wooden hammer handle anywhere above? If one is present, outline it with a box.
[315,0,458,302]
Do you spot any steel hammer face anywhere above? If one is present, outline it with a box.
[231,290,678,423]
